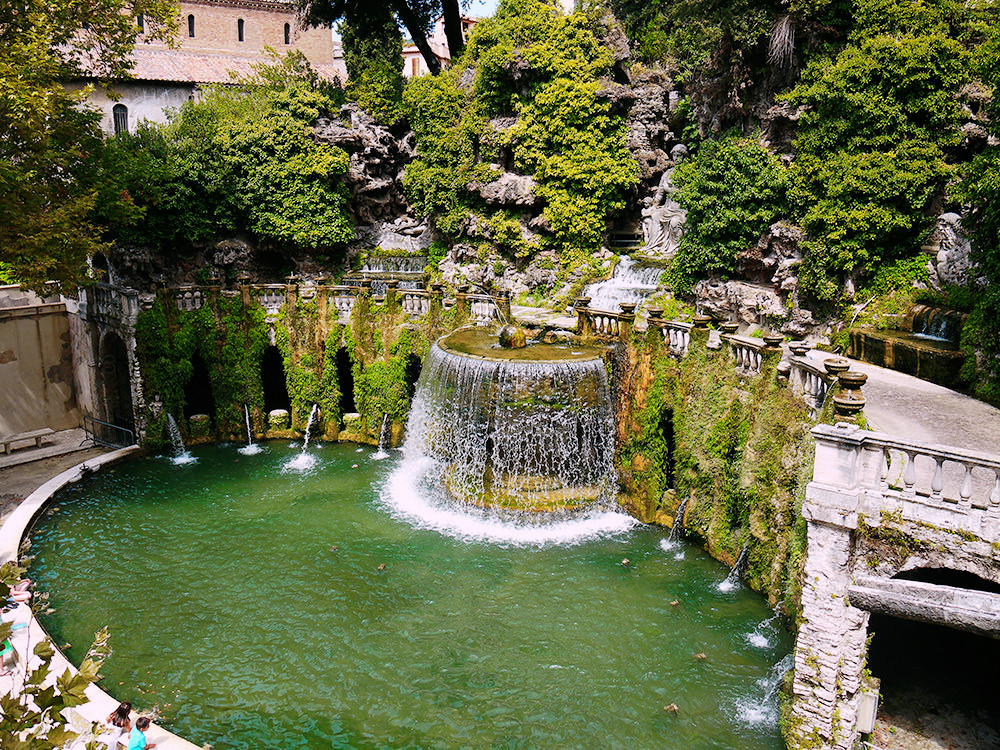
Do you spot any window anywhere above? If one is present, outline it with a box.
[237,18,244,42]
[283,22,290,44]
[188,14,195,37]
[137,14,144,32]
[411,58,419,77]
[112,104,128,135]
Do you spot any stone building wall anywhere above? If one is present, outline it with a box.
[145,0,333,66]
[0,293,82,436]
[65,81,195,132]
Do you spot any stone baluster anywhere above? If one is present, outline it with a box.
[619,303,636,342]
[931,458,944,499]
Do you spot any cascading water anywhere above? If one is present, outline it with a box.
[735,652,795,726]
[383,327,636,544]
[238,404,263,456]
[362,256,427,274]
[165,414,196,465]
[659,496,689,558]
[372,413,392,460]
[719,543,750,592]
[283,404,319,472]
[583,256,663,313]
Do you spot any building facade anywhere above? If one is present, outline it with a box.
[75,0,343,136]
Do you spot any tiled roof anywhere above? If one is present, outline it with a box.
[114,48,344,84]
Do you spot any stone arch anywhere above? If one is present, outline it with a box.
[336,347,356,414]
[261,345,290,414]
[404,352,422,400]
[98,332,134,429]
[183,350,215,419]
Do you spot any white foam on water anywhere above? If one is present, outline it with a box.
[674,551,685,560]
[717,579,738,593]
[746,632,770,649]
[170,452,197,466]
[282,452,318,473]
[371,449,390,461]
[238,444,264,456]
[381,457,637,547]
[659,538,680,552]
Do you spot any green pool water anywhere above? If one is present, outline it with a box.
[29,443,791,749]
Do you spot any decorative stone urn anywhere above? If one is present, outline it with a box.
[719,321,739,335]
[788,340,811,356]
[620,303,637,317]
[646,307,664,321]
[692,313,712,328]
[763,333,784,349]
[833,370,867,419]
[823,357,851,377]
[574,296,591,310]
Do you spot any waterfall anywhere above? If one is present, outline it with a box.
[718,543,750,592]
[746,609,783,649]
[381,332,636,545]
[282,404,319,472]
[362,256,427,274]
[372,413,391,460]
[658,497,688,553]
[165,414,196,465]
[735,653,795,727]
[583,256,663,313]
[238,404,262,455]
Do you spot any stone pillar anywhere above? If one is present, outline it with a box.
[574,297,592,338]
[690,313,711,349]
[789,423,872,750]
[384,279,399,309]
[429,283,444,322]
[499,290,512,322]
[619,303,636,342]
[456,286,470,323]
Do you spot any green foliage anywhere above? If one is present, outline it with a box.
[98,53,352,253]
[427,240,449,272]
[403,0,638,278]
[340,7,404,124]
[0,0,175,292]
[785,0,971,302]
[0,557,112,748]
[671,134,790,286]
[609,0,780,73]
[135,293,269,444]
[956,21,1000,403]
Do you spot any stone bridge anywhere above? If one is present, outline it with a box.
[789,421,1000,749]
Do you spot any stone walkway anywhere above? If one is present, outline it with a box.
[801,349,1000,455]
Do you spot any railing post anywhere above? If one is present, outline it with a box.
[384,278,399,309]
[456,286,469,323]
[690,313,711,349]
[619,303,636,342]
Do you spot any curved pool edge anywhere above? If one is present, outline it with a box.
[0,447,202,750]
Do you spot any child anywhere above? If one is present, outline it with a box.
[127,716,155,750]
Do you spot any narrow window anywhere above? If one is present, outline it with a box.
[188,14,195,37]
[137,14,144,32]
[112,104,128,135]
[283,22,290,45]
[237,18,244,42]
[411,58,419,77]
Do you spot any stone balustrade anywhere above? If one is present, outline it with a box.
[809,422,1000,538]
[86,283,139,326]
[173,286,207,311]
[401,290,431,318]
[657,320,691,356]
[788,357,832,417]
[725,334,765,375]
[328,286,358,321]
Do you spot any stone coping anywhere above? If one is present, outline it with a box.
[0,448,202,750]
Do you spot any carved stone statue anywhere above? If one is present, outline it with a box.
[641,164,687,259]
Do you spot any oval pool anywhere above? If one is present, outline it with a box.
[29,442,790,749]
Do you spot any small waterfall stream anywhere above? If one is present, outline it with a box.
[166,414,196,465]
[283,404,319,472]
[718,544,750,592]
[372,413,392,460]
[238,404,263,455]
[583,256,663,313]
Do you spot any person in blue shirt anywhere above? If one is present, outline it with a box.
[127,716,156,750]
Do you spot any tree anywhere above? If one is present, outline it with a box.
[297,0,470,76]
[340,5,405,123]
[0,0,177,292]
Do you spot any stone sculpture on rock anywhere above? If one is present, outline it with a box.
[641,145,688,259]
